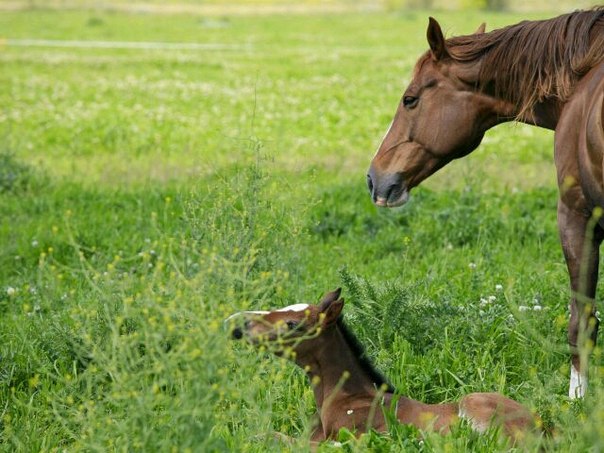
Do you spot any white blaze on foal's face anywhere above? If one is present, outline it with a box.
[227,289,343,347]
[227,302,317,346]
[224,310,269,323]
[276,303,310,313]
[225,303,309,323]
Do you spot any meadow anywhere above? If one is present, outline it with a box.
[1,5,603,451]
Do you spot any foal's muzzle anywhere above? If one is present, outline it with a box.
[366,170,408,207]
[232,327,244,339]
[231,320,250,340]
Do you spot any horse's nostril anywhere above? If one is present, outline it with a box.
[366,174,374,193]
[383,184,395,203]
[232,327,243,339]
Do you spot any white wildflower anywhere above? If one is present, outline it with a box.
[495,284,503,291]
[6,287,16,296]
[518,305,530,312]
[533,305,542,311]
[468,262,477,269]
[31,240,39,247]
[488,295,496,302]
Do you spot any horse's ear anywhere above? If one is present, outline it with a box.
[427,17,450,61]
[474,22,486,34]
[318,288,343,325]
[321,298,344,326]
[318,288,341,308]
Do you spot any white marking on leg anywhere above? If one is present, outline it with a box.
[569,364,587,399]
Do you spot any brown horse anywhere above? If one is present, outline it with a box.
[227,289,540,445]
[367,9,604,398]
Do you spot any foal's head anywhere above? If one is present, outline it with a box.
[228,288,344,359]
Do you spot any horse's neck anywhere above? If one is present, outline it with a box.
[451,53,575,131]
[296,326,378,409]
[469,73,562,130]
[466,62,563,130]
[520,99,564,130]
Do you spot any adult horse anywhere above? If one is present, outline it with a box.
[367,9,604,398]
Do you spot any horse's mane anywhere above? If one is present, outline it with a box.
[336,316,396,393]
[447,7,604,119]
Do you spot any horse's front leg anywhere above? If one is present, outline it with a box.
[558,200,602,398]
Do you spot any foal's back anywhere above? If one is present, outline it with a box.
[394,392,537,442]
[459,393,538,441]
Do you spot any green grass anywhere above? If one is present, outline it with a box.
[1,6,604,452]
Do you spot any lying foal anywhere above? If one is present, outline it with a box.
[228,288,540,444]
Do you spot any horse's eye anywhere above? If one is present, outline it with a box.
[403,95,419,109]
[286,321,298,330]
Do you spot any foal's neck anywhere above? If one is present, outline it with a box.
[295,324,380,409]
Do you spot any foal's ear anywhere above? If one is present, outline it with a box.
[474,22,486,34]
[427,17,450,61]
[318,288,344,325]
[319,288,341,307]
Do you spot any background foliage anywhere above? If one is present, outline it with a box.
[1,2,602,451]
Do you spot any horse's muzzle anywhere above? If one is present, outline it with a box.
[366,170,408,207]
[232,327,244,339]
[230,320,251,340]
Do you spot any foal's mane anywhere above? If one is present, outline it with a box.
[446,8,604,118]
[336,317,396,393]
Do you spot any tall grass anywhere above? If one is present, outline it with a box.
[2,7,604,452]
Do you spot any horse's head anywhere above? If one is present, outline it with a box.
[227,288,344,358]
[367,18,502,207]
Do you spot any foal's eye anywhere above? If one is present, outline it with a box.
[403,95,419,109]
[286,321,298,330]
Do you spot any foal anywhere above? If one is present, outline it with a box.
[228,289,539,444]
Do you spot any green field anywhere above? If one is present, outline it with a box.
[1,6,603,451]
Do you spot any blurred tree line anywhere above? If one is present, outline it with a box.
[384,0,589,10]
[385,0,508,11]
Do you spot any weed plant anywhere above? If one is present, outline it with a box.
[2,6,604,452]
